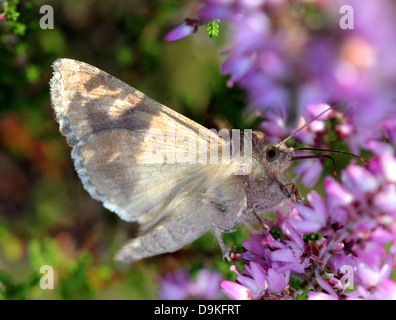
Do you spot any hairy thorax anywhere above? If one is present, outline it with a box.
[240,131,295,214]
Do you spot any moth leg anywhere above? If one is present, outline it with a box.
[242,208,270,230]
[251,209,270,230]
[284,183,300,202]
[213,228,235,262]
[284,182,310,205]
[244,221,260,233]
[278,181,304,203]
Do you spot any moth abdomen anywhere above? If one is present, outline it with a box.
[116,210,209,262]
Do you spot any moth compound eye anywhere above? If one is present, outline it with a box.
[266,146,280,162]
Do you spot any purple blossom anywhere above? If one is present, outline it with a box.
[308,292,338,300]
[158,268,223,300]
[165,0,396,300]
[164,19,199,42]
[157,269,191,300]
[324,177,353,213]
[293,159,323,188]
[219,149,396,300]
[219,280,252,300]
[373,279,396,300]
[292,191,328,234]
[266,268,290,294]
[190,268,224,299]
[202,0,396,153]
[167,1,396,151]
[258,106,288,143]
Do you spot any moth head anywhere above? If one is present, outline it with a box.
[250,131,294,177]
[264,142,294,173]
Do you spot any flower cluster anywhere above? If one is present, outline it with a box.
[157,268,223,300]
[265,103,352,188]
[166,0,396,153]
[163,0,396,300]
[220,143,396,300]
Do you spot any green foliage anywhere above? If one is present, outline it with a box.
[1,0,26,36]
[0,0,248,300]
[270,226,285,241]
[0,238,93,299]
[303,233,322,243]
[28,238,61,271]
[59,253,95,300]
[0,269,40,300]
[0,0,41,111]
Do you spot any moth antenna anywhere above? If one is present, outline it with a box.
[294,147,370,164]
[293,147,369,180]
[281,106,333,144]
[292,154,337,179]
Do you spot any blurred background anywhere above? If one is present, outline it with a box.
[0,0,259,299]
[2,0,395,300]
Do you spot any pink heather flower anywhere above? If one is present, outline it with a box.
[189,269,224,299]
[373,185,396,214]
[220,146,396,300]
[335,123,353,139]
[305,103,333,121]
[380,154,396,183]
[157,269,191,300]
[367,140,394,158]
[341,164,379,198]
[258,106,289,143]
[292,191,328,234]
[222,211,308,299]
[164,19,199,42]
[308,292,338,300]
[158,268,223,300]
[219,281,252,300]
[383,115,396,146]
[221,53,254,85]
[315,276,338,299]
[293,158,323,188]
[236,262,268,299]
[266,269,290,294]
[166,0,396,300]
[201,0,396,152]
[324,177,354,213]
[355,259,392,289]
[168,0,396,151]
[372,279,396,300]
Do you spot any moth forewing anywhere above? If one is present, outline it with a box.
[50,58,249,262]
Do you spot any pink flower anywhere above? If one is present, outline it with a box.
[373,279,396,300]
[158,268,223,300]
[266,269,290,294]
[341,164,379,198]
[308,292,338,300]
[165,0,396,300]
[219,281,252,300]
[315,276,339,299]
[164,19,199,41]
[292,191,328,233]
[293,158,323,188]
[236,262,268,299]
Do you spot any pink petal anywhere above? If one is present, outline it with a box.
[164,19,198,42]
[219,281,252,300]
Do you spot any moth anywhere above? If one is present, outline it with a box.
[50,58,319,263]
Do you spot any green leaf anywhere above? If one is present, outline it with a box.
[206,19,220,38]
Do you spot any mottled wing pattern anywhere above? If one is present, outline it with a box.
[49,59,238,232]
